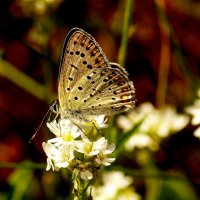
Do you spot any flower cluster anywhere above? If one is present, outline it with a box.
[42,115,115,180]
[117,102,189,151]
[92,171,141,200]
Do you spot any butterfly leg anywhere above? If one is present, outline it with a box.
[92,122,103,136]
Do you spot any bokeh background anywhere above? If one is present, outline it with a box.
[1,0,200,199]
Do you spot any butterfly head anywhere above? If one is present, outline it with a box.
[50,100,60,114]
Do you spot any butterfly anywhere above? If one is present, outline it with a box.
[54,27,135,124]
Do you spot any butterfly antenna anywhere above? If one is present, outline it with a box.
[29,107,51,143]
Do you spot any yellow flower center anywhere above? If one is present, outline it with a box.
[84,143,92,154]
[62,133,74,142]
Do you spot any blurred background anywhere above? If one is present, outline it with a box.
[1,0,200,199]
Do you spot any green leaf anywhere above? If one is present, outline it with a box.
[7,167,34,200]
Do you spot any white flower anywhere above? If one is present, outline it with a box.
[92,171,141,200]
[186,100,200,125]
[75,134,107,156]
[125,133,155,151]
[95,143,115,166]
[42,142,59,171]
[94,114,108,128]
[138,105,189,138]
[46,118,72,136]
[43,114,115,175]
[156,106,189,137]
[118,103,189,137]
[42,141,75,171]
[117,102,189,150]
[46,119,81,145]
[81,114,108,129]
[117,103,154,131]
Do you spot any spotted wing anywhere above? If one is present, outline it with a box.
[58,28,109,111]
[69,62,135,115]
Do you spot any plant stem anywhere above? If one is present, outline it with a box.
[74,177,89,200]
[155,0,171,108]
[0,58,47,101]
[118,0,134,67]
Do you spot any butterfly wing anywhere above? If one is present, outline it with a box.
[71,62,135,115]
[58,28,109,111]
[58,28,135,118]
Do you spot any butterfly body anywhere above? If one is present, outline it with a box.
[57,28,135,124]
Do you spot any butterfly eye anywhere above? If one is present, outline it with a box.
[50,100,59,114]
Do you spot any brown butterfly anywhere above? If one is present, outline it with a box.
[55,28,135,123]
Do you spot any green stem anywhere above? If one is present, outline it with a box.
[118,0,134,67]
[74,177,89,200]
[0,58,47,101]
